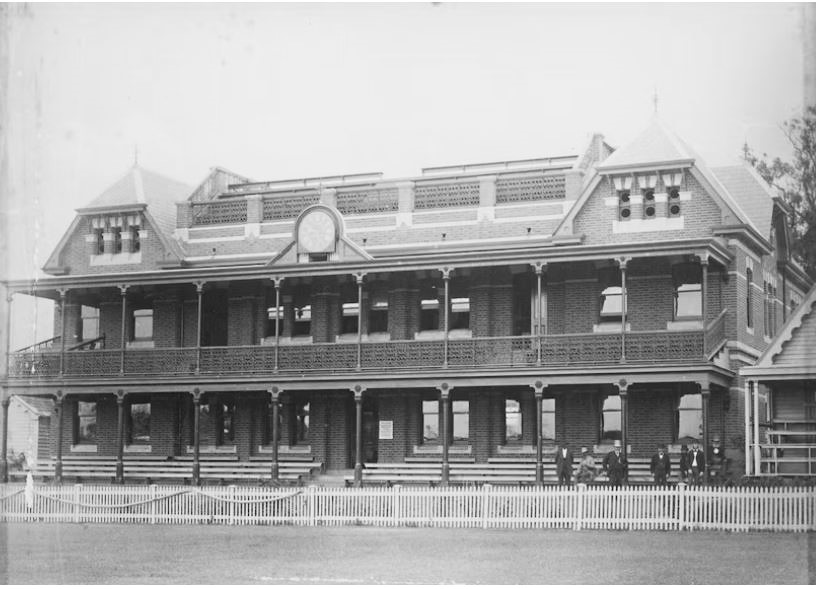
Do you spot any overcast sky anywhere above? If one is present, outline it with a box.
[2,2,808,347]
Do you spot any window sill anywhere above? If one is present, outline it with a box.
[413,444,472,455]
[125,445,152,453]
[593,322,631,333]
[185,445,237,454]
[497,445,535,455]
[666,319,703,331]
[746,326,755,336]
[414,329,474,341]
[593,443,632,455]
[257,444,312,454]
[70,444,98,453]
[127,340,155,349]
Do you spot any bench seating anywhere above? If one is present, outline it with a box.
[17,455,323,485]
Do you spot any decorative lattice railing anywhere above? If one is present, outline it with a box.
[191,199,248,225]
[495,174,567,203]
[336,187,399,215]
[262,191,320,221]
[8,324,722,379]
[414,182,480,210]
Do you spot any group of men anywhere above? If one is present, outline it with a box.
[553,438,726,486]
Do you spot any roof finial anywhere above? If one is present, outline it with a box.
[134,145,139,167]
[742,140,751,161]
[652,86,658,114]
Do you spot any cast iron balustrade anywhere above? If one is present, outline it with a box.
[7,319,726,379]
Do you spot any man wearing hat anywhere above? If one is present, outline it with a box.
[687,441,705,484]
[576,447,599,484]
[602,440,627,487]
[708,436,726,482]
[650,444,671,485]
[555,441,575,486]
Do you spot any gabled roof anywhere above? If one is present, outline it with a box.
[77,165,193,238]
[596,116,695,171]
[711,164,774,241]
[742,282,816,379]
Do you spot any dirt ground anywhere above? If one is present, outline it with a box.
[0,523,813,584]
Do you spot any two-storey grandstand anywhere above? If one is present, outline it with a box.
[1,116,813,486]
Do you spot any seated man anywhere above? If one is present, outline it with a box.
[576,447,599,484]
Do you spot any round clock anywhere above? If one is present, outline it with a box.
[298,209,337,252]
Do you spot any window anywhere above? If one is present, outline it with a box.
[673,263,702,319]
[449,297,470,330]
[763,282,771,336]
[676,393,702,440]
[81,306,99,341]
[341,302,359,335]
[132,309,153,341]
[512,273,535,335]
[662,171,683,218]
[266,305,283,338]
[505,399,522,442]
[420,298,440,331]
[771,284,778,336]
[295,400,310,443]
[600,286,623,321]
[293,304,311,337]
[600,395,621,442]
[746,268,754,328]
[422,400,439,442]
[368,296,389,333]
[128,402,151,444]
[308,252,329,263]
[217,401,236,445]
[618,189,631,220]
[95,229,104,254]
[541,398,556,442]
[112,227,123,254]
[74,401,97,444]
[452,400,469,442]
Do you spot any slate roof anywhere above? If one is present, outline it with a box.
[711,164,774,241]
[13,396,54,417]
[598,116,695,170]
[79,165,193,239]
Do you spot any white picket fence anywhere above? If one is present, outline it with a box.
[1,484,814,532]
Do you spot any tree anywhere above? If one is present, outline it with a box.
[747,106,816,278]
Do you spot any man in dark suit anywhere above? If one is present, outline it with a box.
[603,440,627,487]
[650,444,671,485]
[688,441,705,485]
[555,442,574,485]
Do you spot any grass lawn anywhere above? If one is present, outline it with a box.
[1,523,813,584]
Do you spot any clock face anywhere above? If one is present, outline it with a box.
[298,209,337,252]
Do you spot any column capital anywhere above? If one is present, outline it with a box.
[351,383,366,401]
[437,382,453,399]
[115,390,126,404]
[354,272,367,285]
[616,256,632,269]
[5,291,14,304]
[698,383,711,396]
[695,251,710,266]
[530,380,548,396]
[1,395,10,410]
[54,390,65,405]
[533,261,547,275]
[191,388,203,403]
[268,385,283,400]
[57,287,69,299]
[439,267,453,280]
[616,378,629,395]
[194,281,206,294]
[271,276,284,289]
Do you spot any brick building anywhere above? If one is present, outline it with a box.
[1,116,812,484]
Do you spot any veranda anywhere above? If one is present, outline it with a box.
[1,483,814,533]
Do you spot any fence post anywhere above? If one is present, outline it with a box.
[677,482,686,531]
[393,485,401,528]
[228,485,236,526]
[308,486,317,527]
[481,484,491,529]
[574,484,585,531]
[150,484,157,525]
[73,484,82,524]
